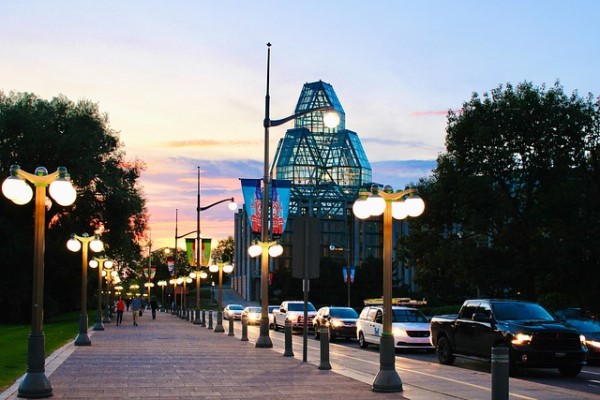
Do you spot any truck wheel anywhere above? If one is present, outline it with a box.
[314,325,320,340]
[437,336,455,365]
[273,321,279,332]
[558,365,582,377]
[358,332,368,349]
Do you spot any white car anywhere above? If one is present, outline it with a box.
[241,306,262,325]
[223,304,244,320]
[356,305,433,351]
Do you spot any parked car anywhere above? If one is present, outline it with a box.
[272,301,317,331]
[268,305,279,329]
[223,304,244,320]
[313,306,359,341]
[430,300,587,377]
[554,308,600,364]
[357,305,433,351]
[241,306,262,325]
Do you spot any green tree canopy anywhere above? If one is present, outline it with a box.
[0,91,148,322]
[408,82,600,311]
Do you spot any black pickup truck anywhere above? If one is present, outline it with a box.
[429,299,587,376]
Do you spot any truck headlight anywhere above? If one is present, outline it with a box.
[586,339,600,349]
[511,333,532,345]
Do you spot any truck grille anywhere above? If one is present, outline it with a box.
[531,332,581,350]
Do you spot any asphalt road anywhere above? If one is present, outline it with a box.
[228,320,600,400]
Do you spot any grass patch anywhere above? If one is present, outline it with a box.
[0,311,80,391]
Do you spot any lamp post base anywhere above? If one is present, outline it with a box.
[18,372,52,399]
[74,313,91,346]
[74,333,91,346]
[372,335,403,393]
[18,333,52,398]
[255,318,273,348]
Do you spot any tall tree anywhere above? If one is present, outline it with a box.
[0,91,148,322]
[408,82,600,311]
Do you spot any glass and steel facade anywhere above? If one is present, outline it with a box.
[232,81,417,302]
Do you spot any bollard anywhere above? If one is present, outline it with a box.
[193,309,201,324]
[214,311,225,333]
[228,316,234,336]
[201,309,206,327]
[190,309,195,323]
[208,310,213,329]
[241,315,249,341]
[318,326,332,370]
[491,346,509,400]
[283,320,294,357]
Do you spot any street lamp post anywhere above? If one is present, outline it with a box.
[89,257,113,331]
[2,164,76,398]
[157,280,167,307]
[253,43,340,348]
[352,184,425,393]
[209,263,234,332]
[189,270,207,324]
[173,167,236,320]
[67,233,104,346]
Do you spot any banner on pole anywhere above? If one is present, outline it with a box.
[271,179,291,238]
[343,267,355,284]
[185,238,196,267]
[240,178,262,235]
[201,238,212,266]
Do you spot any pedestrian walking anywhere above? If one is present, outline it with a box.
[150,297,158,320]
[116,297,125,325]
[131,296,142,326]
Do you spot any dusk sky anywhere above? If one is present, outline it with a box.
[2,1,600,251]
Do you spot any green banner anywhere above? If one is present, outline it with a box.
[202,238,211,266]
[185,238,196,267]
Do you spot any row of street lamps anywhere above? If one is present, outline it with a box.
[3,44,425,398]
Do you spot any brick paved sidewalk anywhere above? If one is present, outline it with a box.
[2,310,405,399]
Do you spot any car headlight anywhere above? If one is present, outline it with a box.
[511,333,532,345]
[392,328,406,337]
[330,319,344,328]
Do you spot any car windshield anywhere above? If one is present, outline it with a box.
[229,305,244,310]
[246,307,261,313]
[391,308,428,323]
[288,303,316,312]
[330,308,359,318]
[566,319,600,333]
[492,302,554,321]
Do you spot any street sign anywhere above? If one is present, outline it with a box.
[292,215,320,279]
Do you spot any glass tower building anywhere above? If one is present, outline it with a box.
[233,81,417,304]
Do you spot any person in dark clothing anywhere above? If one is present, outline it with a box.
[150,297,158,320]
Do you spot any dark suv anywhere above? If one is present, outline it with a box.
[313,306,359,341]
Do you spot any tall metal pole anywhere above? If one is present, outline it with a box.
[174,209,178,310]
[147,230,152,300]
[75,238,91,346]
[196,166,201,309]
[19,181,53,397]
[256,42,274,348]
[372,194,403,392]
[92,258,106,331]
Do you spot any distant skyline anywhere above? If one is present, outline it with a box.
[2,1,600,251]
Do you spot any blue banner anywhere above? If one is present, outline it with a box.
[271,179,291,238]
[343,266,355,284]
[240,178,292,238]
[240,178,262,235]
